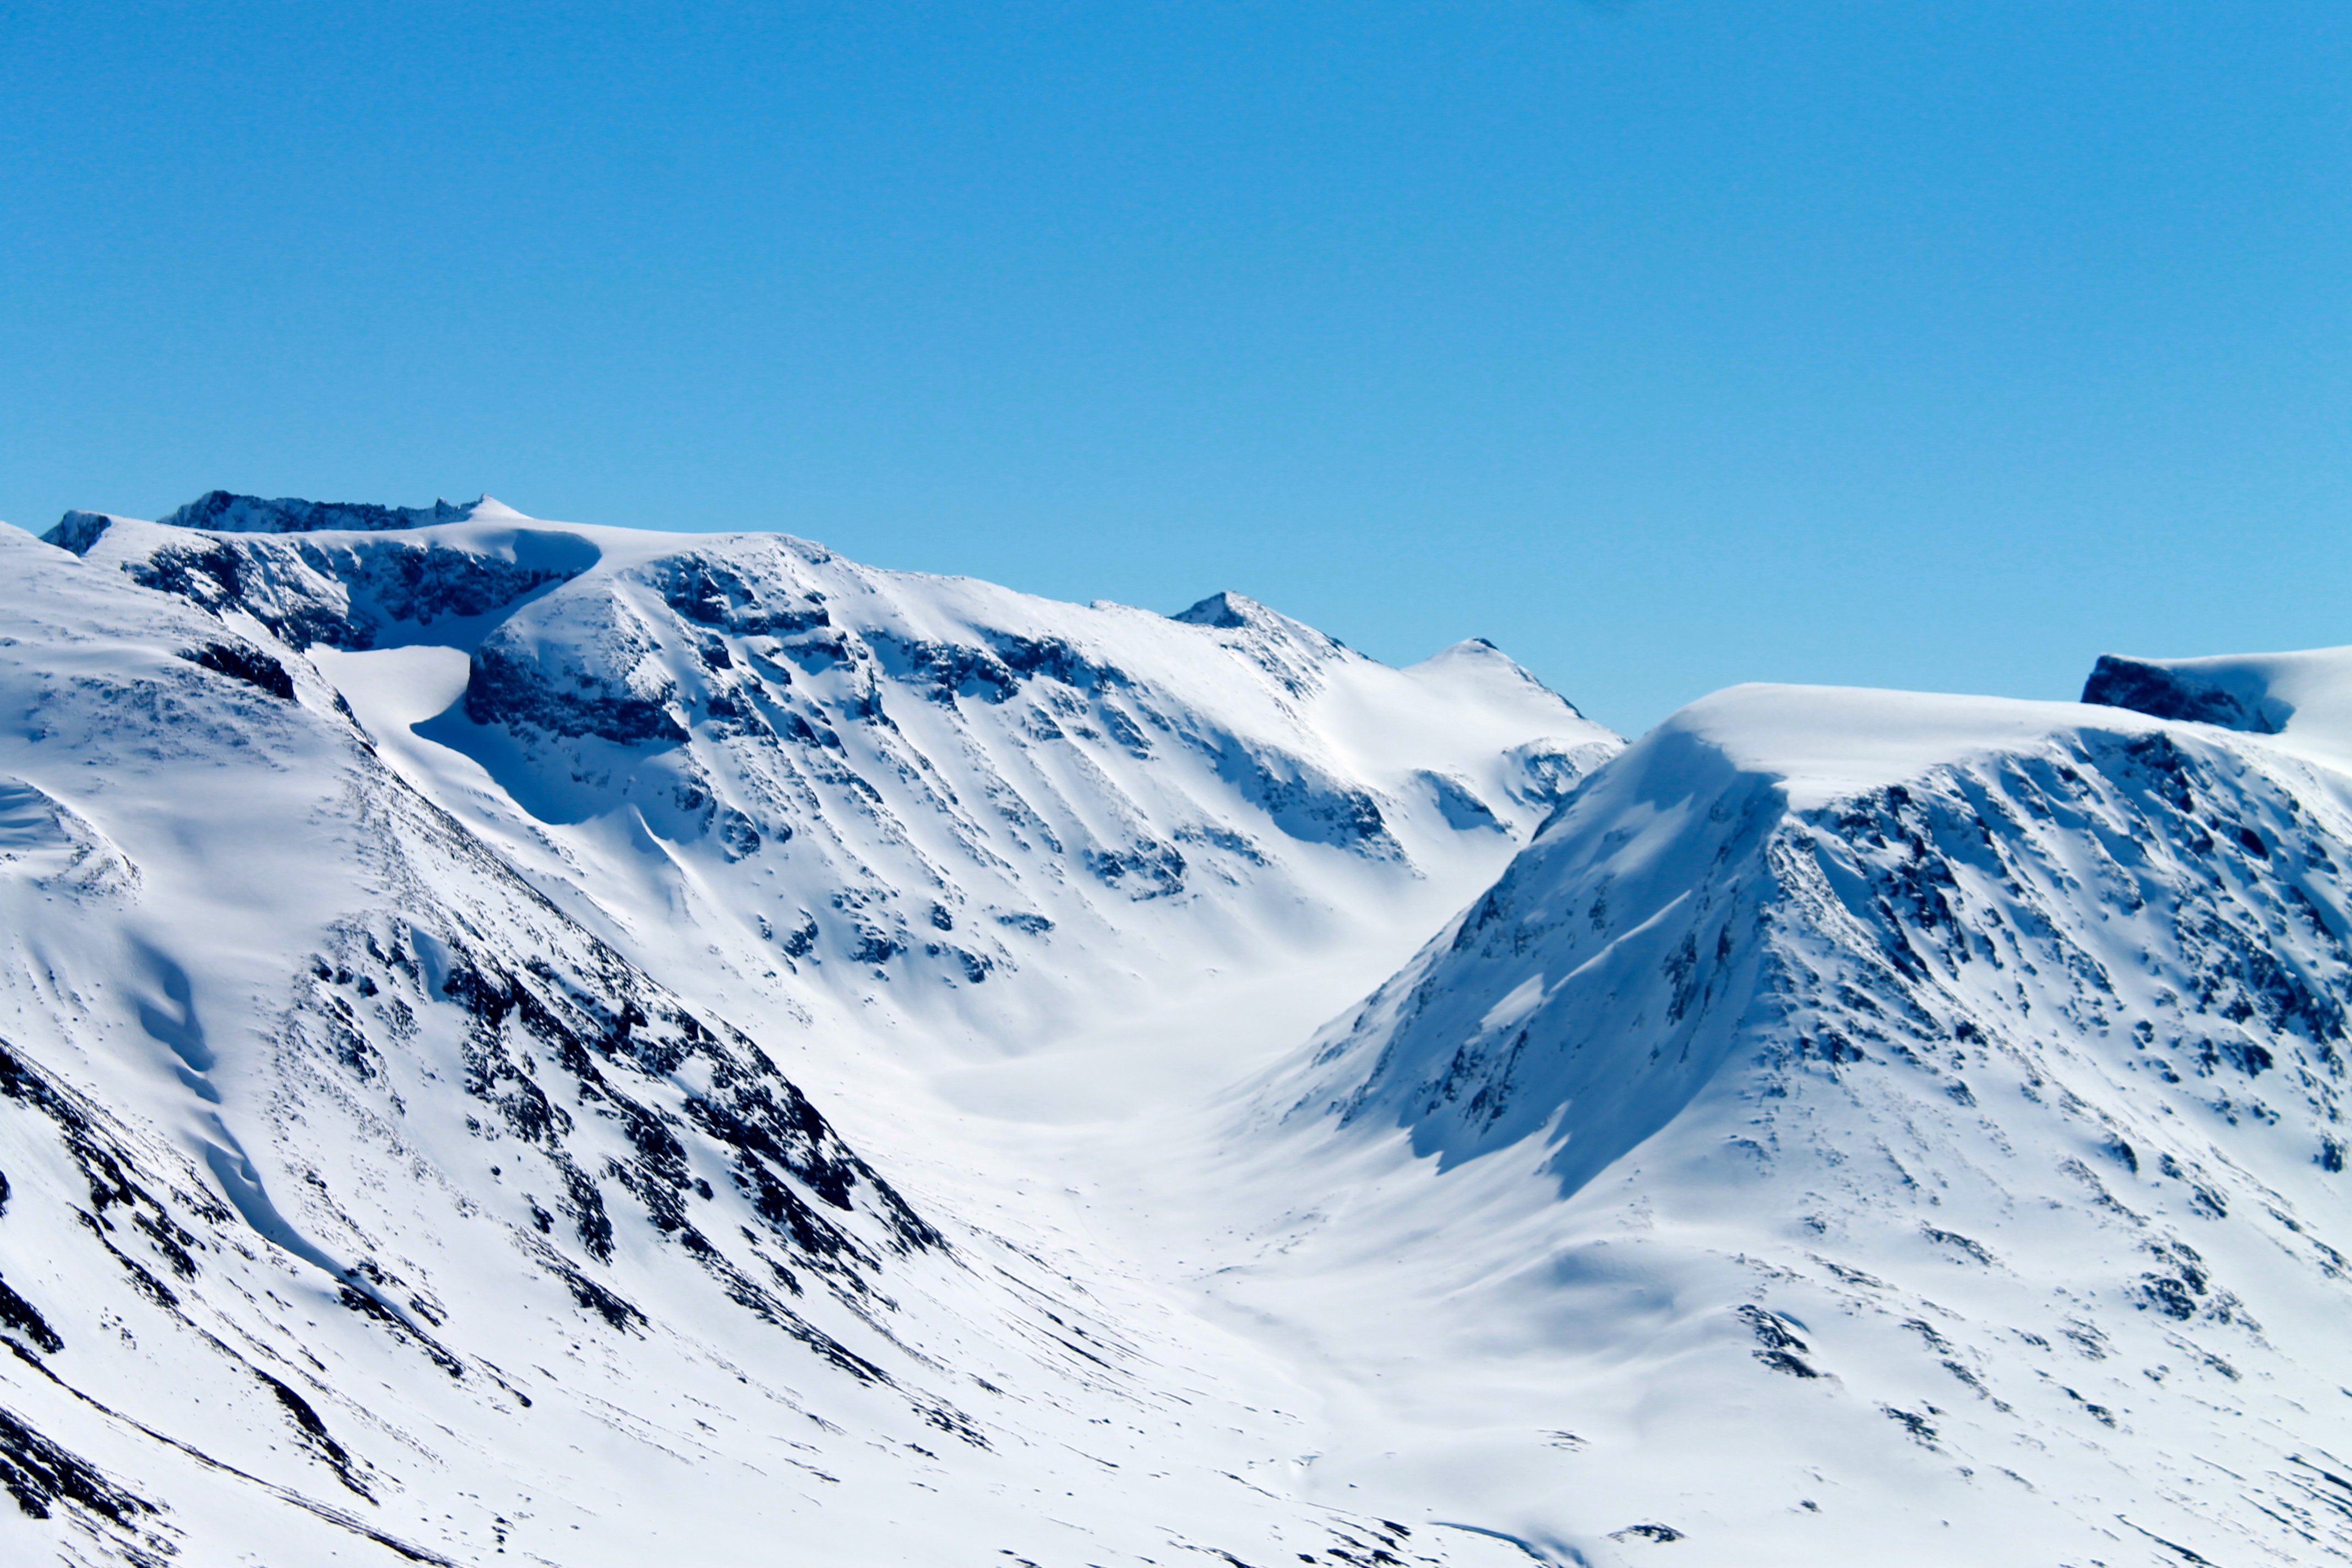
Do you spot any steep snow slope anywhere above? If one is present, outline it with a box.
[2,498,1608,1567]
[1223,671,2352,1565]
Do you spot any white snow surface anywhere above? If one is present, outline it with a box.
[0,499,1605,1567]
[1257,667,2352,1564]
[3,493,2351,1567]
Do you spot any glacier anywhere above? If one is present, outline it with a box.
[1,490,2348,1567]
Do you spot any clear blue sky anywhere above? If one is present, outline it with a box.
[4,2,2345,734]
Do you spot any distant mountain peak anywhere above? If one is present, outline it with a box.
[1170,589,1272,629]
[155,489,503,535]
[1407,638,1594,724]
[42,509,121,553]
[1413,636,1536,676]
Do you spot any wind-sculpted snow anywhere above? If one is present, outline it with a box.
[1248,680,2352,1564]
[0,779,137,896]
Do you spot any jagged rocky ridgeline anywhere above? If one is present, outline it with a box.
[3,496,1602,1567]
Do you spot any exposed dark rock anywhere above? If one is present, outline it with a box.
[257,1369,372,1499]
[1418,770,1505,832]
[779,914,819,957]
[2137,1240,2211,1320]
[463,640,685,745]
[717,808,762,860]
[2082,656,2282,734]
[647,555,829,637]
[1172,591,1253,629]
[183,642,296,701]
[527,1239,647,1332]
[40,510,115,554]
[1207,738,1399,858]
[159,490,483,534]
[993,912,1053,935]
[0,1404,158,1525]
[1880,1406,1939,1446]
[923,944,992,983]
[337,1284,465,1378]
[0,1273,62,1354]
[1736,1305,1820,1377]
[1085,841,1188,899]
[1923,1227,1997,1266]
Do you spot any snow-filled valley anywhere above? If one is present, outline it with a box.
[3,492,2350,1566]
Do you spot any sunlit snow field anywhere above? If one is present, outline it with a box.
[2,495,2348,1566]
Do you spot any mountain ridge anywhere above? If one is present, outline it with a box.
[1,493,1608,1566]
[4,489,2349,1566]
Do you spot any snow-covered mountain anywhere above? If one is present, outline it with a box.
[51,496,1604,1054]
[5,489,2350,1567]
[2,494,1610,1566]
[1237,661,2352,1564]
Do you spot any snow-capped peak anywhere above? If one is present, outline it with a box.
[1169,588,1277,629]
[1234,649,2352,1564]
[1411,636,1593,717]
